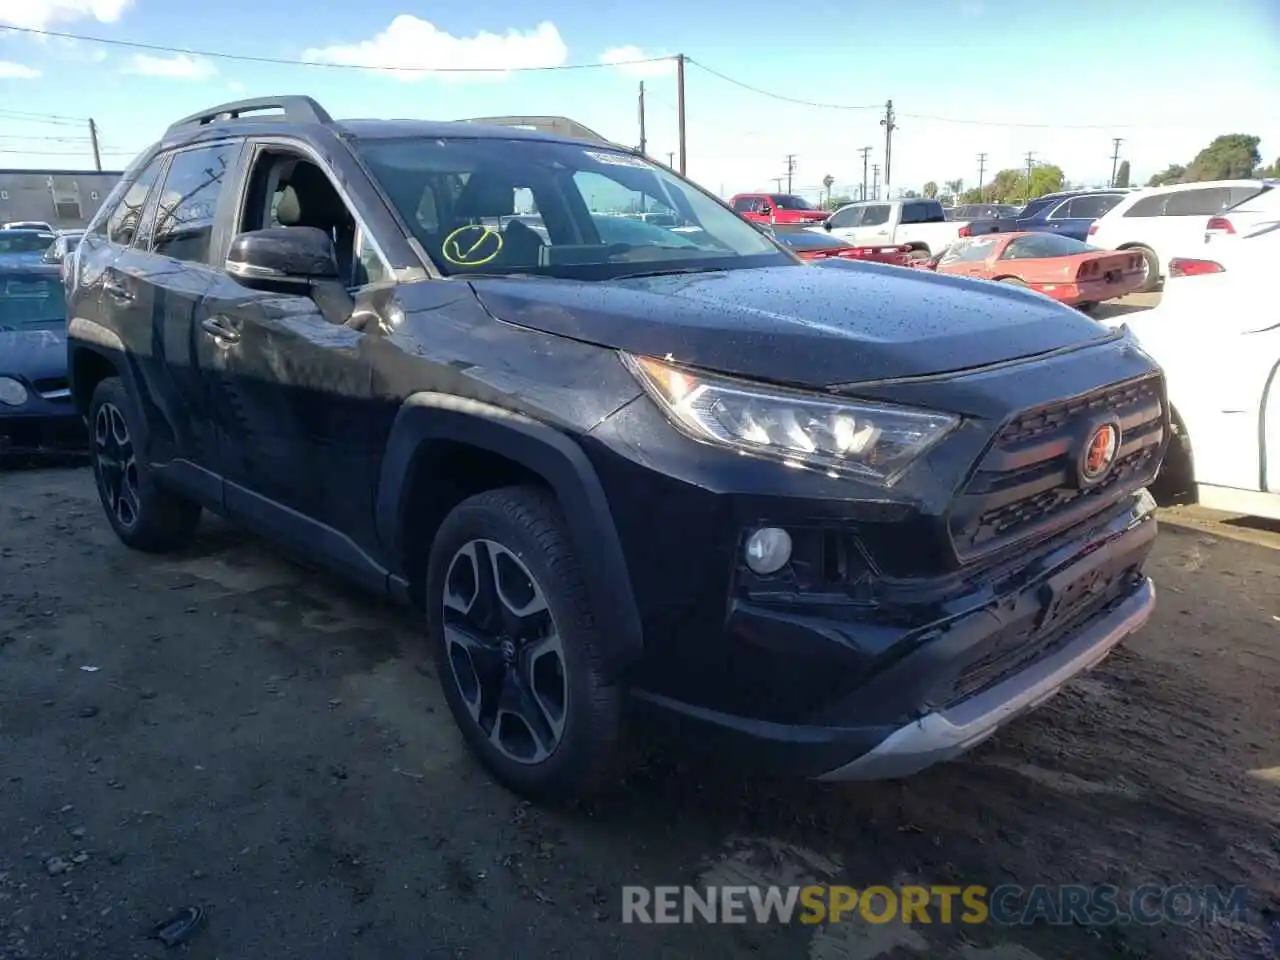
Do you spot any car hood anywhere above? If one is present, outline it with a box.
[0,325,67,381]
[467,261,1115,386]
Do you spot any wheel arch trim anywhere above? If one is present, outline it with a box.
[376,392,644,678]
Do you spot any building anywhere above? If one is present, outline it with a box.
[0,169,124,230]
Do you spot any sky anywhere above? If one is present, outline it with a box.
[0,0,1277,201]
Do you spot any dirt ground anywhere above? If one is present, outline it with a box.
[2,454,1278,960]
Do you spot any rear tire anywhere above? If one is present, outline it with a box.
[1077,301,1098,314]
[88,377,201,553]
[996,276,1027,286]
[425,485,623,803]
[1131,245,1160,293]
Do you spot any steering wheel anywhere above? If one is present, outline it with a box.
[441,223,504,268]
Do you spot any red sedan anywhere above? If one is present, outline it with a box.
[932,232,1145,308]
[771,226,914,267]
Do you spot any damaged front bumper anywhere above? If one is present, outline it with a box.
[632,489,1159,779]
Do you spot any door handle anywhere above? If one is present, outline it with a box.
[201,315,241,344]
[102,275,134,302]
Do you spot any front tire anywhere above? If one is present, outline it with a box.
[425,486,623,802]
[88,377,201,552]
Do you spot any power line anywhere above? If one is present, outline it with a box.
[688,59,880,110]
[2,24,674,74]
[689,59,1158,129]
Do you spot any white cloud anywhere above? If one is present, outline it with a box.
[0,0,132,31]
[121,52,216,80]
[599,45,675,78]
[301,15,567,81]
[0,59,39,78]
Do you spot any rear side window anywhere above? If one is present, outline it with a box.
[105,159,164,247]
[152,142,237,264]
[732,196,757,212]
[901,200,944,224]
[1226,185,1269,208]
[1124,194,1169,217]
[1163,188,1234,216]
[1056,195,1121,219]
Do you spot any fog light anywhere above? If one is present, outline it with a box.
[744,527,792,575]
[0,376,29,407]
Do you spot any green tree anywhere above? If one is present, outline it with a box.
[944,178,964,199]
[822,173,835,206]
[987,169,1025,202]
[1027,164,1065,199]
[1148,163,1186,186]
[1257,157,1280,179]
[1114,160,1130,188]
[1186,134,1261,181]
[923,181,938,199]
[959,187,984,204]
[825,194,852,211]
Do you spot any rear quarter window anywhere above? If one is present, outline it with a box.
[1163,188,1235,216]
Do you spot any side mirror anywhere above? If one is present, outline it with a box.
[225,226,339,290]
[759,204,773,217]
[822,220,833,232]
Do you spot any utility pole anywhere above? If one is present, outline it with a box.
[771,177,784,192]
[1110,137,1124,187]
[784,154,797,194]
[879,100,896,196]
[638,81,646,155]
[976,152,987,194]
[1024,150,1036,185]
[871,164,880,201]
[675,54,687,175]
[858,146,871,202]
[87,119,101,174]
[666,151,675,168]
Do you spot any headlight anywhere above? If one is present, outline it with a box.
[0,376,30,407]
[623,354,959,485]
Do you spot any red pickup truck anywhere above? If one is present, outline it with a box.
[730,193,829,226]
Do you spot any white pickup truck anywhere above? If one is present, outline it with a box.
[822,198,986,258]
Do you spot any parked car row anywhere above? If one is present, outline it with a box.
[0,224,88,456]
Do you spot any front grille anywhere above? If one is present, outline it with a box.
[949,376,1165,560]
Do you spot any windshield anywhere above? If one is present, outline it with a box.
[357,137,791,280]
[0,232,56,255]
[771,195,815,210]
[1001,234,1096,259]
[0,272,65,329]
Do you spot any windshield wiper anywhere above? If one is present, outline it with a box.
[609,265,729,280]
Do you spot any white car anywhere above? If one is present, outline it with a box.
[1100,229,1280,520]
[1204,183,1280,244]
[1086,179,1273,292]
[823,198,966,258]
[2,219,54,232]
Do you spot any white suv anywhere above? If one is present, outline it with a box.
[1086,179,1273,292]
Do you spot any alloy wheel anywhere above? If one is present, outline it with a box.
[94,401,140,530]
[441,539,568,764]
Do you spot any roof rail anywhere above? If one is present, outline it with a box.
[166,96,333,135]
[459,115,614,146]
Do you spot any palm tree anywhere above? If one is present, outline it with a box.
[822,174,835,208]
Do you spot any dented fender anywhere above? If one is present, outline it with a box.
[375,391,645,679]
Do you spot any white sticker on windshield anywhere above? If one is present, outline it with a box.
[585,150,650,169]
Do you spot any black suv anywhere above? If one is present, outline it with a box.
[67,96,1166,800]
